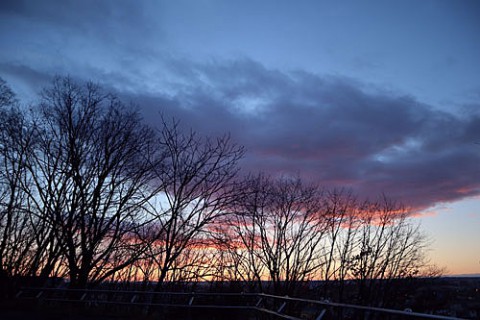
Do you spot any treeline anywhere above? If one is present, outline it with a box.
[0,77,439,306]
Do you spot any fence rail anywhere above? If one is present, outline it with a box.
[15,287,465,320]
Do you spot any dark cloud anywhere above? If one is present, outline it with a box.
[3,56,479,212]
[0,0,155,40]
[116,58,480,211]
[0,0,166,95]
[1,0,478,213]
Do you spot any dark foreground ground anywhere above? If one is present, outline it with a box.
[1,277,479,319]
[1,310,125,320]
[0,300,131,320]
[0,299,255,320]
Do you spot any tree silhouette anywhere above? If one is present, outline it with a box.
[23,77,159,288]
[144,117,244,290]
[0,77,440,302]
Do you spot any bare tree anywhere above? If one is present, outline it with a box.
[346,196,430,306]
[226,174,326,296]
[23,77,158,288]
[209,221,261,288]
[0,76,439,300]
[0,83,46,278]
[145,117,244,290]
[318,189,361,300]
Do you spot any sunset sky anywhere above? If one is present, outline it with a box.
[1,0,479,275]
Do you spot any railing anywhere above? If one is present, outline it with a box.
[15,287,466,320]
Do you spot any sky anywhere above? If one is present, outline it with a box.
[0,0,479,275]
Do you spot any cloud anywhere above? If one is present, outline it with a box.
[117,58,480,211]
[3,52,479,212]
[0,0,166,94]
[1,1,479,213]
